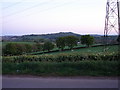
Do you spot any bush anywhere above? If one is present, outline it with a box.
[81,35,94,47]
[2,43,33,56]
[43,41,54,51]
[2,53,119,63]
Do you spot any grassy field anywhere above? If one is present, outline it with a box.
[2,42,119,76]
[2,41,118,55]
[30,45,118,55]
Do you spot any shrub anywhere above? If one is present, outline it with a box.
[2,53,119,63]
[2,43,33,56]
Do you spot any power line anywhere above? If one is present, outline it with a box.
[26,0,78,17]
[1,0,79,24]
[3,0,78,19]
[3,2,22,9]
[2,0,56,18]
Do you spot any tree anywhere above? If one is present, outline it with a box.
[34,43,44,51]
[81,35,94,47]
[3,43,18,55]
[3,43,33,56]
[24,44,32,53]
[15,44,25,55]
[117,35,120,44]
[43,41,54,52]
[3,43,24,55]
[65,36,79,50]
[34,38,45,43]
[56,37,66,51]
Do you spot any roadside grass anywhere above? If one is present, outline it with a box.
[2,61,119,76]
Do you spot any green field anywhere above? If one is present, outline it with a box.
[30,45,118,55]
[2,41,118,55]
[2,42,119,76]
[2,41,35,47]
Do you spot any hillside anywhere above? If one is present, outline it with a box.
[2,32,80,42]
[2,32,118,44]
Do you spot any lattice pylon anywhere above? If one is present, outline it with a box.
[104,0,120,53]
[104,0,119,44]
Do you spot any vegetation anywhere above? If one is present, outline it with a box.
[2,45,119,76]
[43,41,54,52]
[117,35,120,43]
[2,43,33,56]
[2,54,118,64]
[44,45,118,55]
[2,32,119,76]
[2,41,35,47]
[56,36,79,50]
[2,32,80,42]
[2,35,79,55]
[3,43,23,55]
[56,37,66,51]
[2,32,118,45]
[2,60,119,76]
[65,36,79,50]
[81,35,94,47]
[34,43,44,52]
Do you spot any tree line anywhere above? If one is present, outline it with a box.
[2,35,94,56]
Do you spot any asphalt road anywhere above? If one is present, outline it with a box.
[2,76,118,88]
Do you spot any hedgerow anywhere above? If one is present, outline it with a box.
[2,53,119,63]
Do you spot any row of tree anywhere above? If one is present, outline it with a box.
[56,35,94,50]
[3,43,32,56]
[2,42,54,56]
[56,36,78,50]
[3,35,94,56]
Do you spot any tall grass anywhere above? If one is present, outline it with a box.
[2,61,119,76]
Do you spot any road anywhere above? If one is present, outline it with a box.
[2,76,118,88]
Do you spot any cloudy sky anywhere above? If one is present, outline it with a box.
[0,0,118,36]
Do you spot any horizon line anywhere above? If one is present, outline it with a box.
[1,32,118,36]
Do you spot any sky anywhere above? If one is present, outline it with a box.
[0,0,119,36]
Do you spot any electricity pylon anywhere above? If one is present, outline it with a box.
[104,0,120,51]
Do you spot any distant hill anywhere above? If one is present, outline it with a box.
[2,32,81,42]
[2,32,118,44]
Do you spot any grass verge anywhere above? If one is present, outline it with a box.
[2,60,119,76]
